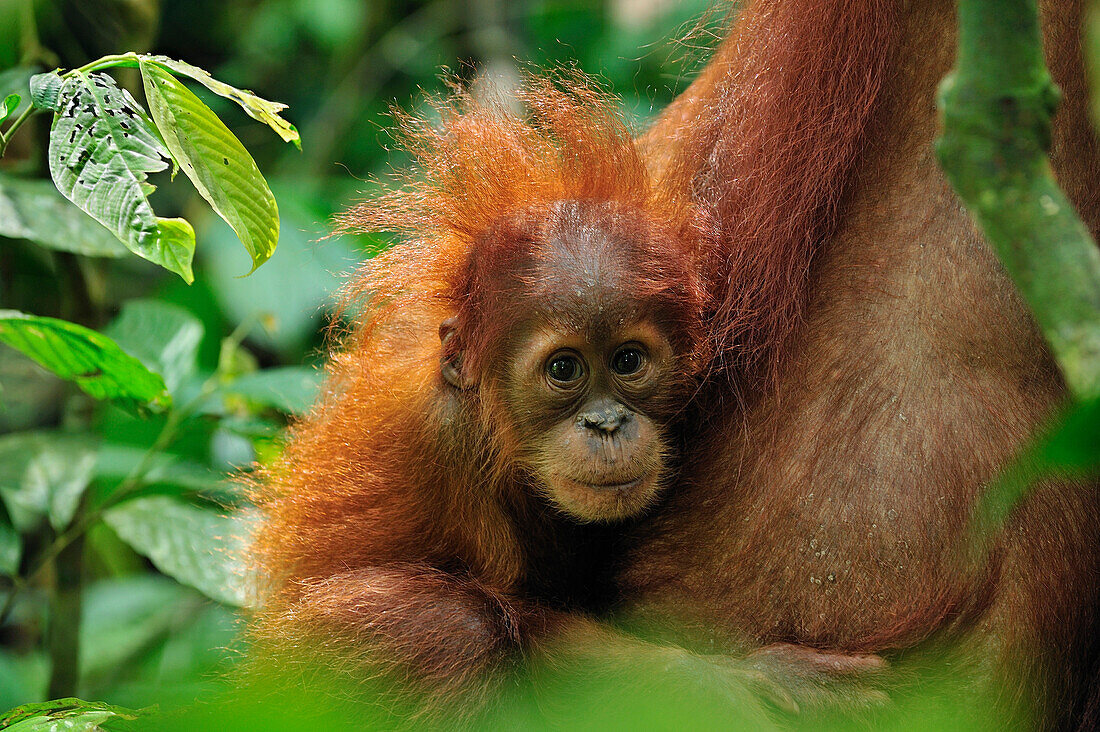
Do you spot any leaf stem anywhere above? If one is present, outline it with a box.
[0,49,134,158]
[0,103,39,157]
[69,53,142,77]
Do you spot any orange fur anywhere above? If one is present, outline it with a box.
[645,0,899,389]
[248,74,707,709]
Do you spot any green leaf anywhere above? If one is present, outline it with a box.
[0,68,32,134]
[209,427,255,471]
[142,55,300,148]
[139,61,279,273]
[217,414,281,442]
[222,366,322,415]
[79,577,239,703]
[103,496,255,607]
[0,67,35,100]
[46,71,196,282]
[0,94,18,125]
[0,432,97,532]
[0,505,21,576]
[0,698,140,731]
[0,172,128,257]
[103,300,202,394]
[0,310,170,411]
[975,396,1100,534]
[0,649,48,714]
[28,71,63,112]
[120,602,239,703]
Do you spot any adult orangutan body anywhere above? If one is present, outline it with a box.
[608,0,1100,727]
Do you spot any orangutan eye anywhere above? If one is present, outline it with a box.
[546,354,583,384]
[611,346,645,376]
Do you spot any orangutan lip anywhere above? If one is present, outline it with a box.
[574,476,645,491]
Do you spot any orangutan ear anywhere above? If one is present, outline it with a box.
[438,316,469,390]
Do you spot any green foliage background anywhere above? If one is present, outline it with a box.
[1,0,1099,729]
[0,0,713,723]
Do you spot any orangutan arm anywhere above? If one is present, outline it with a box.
[257,564,540,700]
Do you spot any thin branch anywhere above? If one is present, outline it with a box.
[0,104,39,157]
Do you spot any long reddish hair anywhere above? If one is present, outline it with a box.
[336,72,709,366]
[645,0,900,389]
[252,72,710,601]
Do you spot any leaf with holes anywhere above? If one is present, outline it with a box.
[140,61,278,273]
[142,55,299,148]
[39,70,196,282]
[0,698,141,730]
[0,310,170,411]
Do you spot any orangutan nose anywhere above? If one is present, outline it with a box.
[578,402,630,434]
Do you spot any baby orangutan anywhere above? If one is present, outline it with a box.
[248,76,709,715]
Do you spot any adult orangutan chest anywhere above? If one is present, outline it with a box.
[622,436,994,652]
[618,165,1060,652]
[702,485,984,650]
